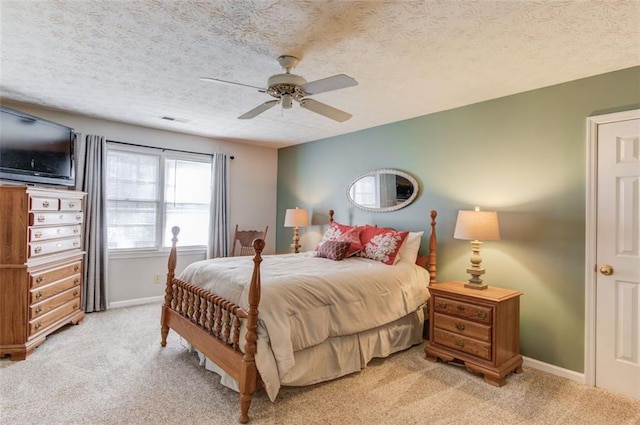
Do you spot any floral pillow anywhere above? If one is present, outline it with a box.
[314,241,351,261]
[358,226,409,265]
[315,221,363,256]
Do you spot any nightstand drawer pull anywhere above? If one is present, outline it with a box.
[436,302,447,309]
[455,339,465,348]
[476,311,487,320]
[455,322,465,331]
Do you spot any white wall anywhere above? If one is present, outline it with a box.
[3,102,278,306]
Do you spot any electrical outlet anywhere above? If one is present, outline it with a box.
[154,274,161,284]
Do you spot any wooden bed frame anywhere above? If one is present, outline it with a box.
[160,210,438,423]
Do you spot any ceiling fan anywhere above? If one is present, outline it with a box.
[200,55,358,122]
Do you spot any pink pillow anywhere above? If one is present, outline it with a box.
[314,241,351,261]
[315,221,363,256]
[358,226,409,265]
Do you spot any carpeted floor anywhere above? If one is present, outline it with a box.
[1,303,638,425]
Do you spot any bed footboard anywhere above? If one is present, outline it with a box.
[161,226,264,424]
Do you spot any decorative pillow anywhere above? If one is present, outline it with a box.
[358,226,409,265]
[397,231,424,264]
[314,241,351,261]
[315,221,363,256]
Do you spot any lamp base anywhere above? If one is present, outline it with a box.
[465,266,487,290]
[464,281,488,290]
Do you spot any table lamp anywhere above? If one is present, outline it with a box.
[284,207,309,253]
[454,207,500,289]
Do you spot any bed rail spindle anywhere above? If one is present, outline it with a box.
[223,303,232,344]
[206,297,215,334]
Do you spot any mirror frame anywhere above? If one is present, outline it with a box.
[346,168,419,213]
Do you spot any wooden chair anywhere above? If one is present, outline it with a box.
[231,225,268,256]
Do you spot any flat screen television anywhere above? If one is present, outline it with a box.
[0,106,75,187]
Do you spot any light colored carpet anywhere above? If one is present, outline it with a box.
[1,303,638,425]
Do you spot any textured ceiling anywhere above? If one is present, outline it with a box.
[1,1,639,148]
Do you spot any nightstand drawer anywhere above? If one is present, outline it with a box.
[433,295,492,324]
[434,312,491,342]
[433,328,491,361]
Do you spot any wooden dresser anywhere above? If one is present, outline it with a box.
[0,185,86,360]
[424,281,522,386]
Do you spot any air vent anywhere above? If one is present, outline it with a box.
[160,116,189,123]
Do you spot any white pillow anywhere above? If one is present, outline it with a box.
[396,231,424,264]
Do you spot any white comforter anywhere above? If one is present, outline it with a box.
[179,252,430,400]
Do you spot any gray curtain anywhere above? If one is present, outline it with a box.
[74,134,108,312]
[208,153,229,258]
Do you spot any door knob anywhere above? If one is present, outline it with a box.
[599,265,614,276]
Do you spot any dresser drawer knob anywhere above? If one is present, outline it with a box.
[35,306,42,315]
[34,231,43,239]
[73,241,79,247]
[74,265,80,272]
[436,302,447,309]
[34,321,42,330]
[455,322,465,331]
[73,278,79,284]
[34,246,42,254]
[37,215,45,223]
[75,215,82,221]
[35,291,43,300]
[36,276,44,284]
[476,311,488,320]
[42,200,50,208]
[73,303,79,309]
[73,290,79,296]
[455,339,465,348]
[73,228,80,234]
[68,202,76,208]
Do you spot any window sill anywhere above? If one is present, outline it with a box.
[108,247,207,260]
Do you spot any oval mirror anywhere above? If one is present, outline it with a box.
[346,168,419,212]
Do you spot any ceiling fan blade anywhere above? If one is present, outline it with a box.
[238,100,279,119]
[200,77,265,91]
[300,74,358,95]
[299,98,352,122]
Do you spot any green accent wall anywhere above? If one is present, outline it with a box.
[277,66,640,372]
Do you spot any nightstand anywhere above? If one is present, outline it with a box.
[424,281,523,386]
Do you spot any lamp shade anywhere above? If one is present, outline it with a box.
[284,208,309,228]
[454,210,500,241]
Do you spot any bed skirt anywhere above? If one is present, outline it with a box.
[195,308,425,398]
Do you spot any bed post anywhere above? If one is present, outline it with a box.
[239,238,265,424]
[428,211,437,284]
[161,226,180,346]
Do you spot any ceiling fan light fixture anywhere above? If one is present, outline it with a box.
[282,94,293,109]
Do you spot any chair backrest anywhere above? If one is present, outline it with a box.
[231,225,268,256]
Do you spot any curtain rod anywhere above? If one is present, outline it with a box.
[106,139,235,159]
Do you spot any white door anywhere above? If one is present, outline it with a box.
[595,115,640,399]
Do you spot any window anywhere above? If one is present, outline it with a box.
[107,146,212,251]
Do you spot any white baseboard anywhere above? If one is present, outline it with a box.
[109,296,164,309]
[523,356,586,384]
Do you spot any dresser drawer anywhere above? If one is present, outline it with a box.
[434,312,491,342]
[30,212,83,226]
[29,236,81,257]
[30,274,81,304]
[433,295,492,324]
[433,328,491,361]
[30,261,82,289]
[59,198,82,212]
[30,196,59,211]
[29,299,82,336]
[30,287,80,320]
[30,225,82,242]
